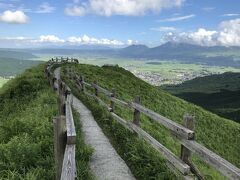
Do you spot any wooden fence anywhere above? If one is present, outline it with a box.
[64,66,240,180]
[45,62,77,180]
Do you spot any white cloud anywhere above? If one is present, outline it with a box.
[33,35,65,43]
[0,34,135,47]
[127,39,138,45]
[65,0,185,16]
[157,14,195,22]
[0,10,29,24]
[36,2,55,13]
[64,5,86,16]
[218,18,240,46]
[222,13,240,17]
[151,26,176,31]
[164,18,240,46]
[67,35,125,46]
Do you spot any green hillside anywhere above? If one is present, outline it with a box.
[0,58,42,77]
[62,63,240,179]
[0,64,57,179]
[163,72,240,123]
[0,63,239,179]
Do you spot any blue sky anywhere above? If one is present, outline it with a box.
[0,0,240,47]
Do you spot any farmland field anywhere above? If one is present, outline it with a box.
[64,56,240,85]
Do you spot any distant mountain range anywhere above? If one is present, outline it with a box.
[1,42,240,67]
[119,42,240,67]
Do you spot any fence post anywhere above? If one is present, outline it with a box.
[53,116,66,180]
[94,81,99,97]
[80,76,85,92]
[181,115,205,180]
[133,96,141,126]
[110,89,116,112]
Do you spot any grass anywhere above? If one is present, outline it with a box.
[61,63,240,179]
[0,58,42,77]
[0,77,8,88]
[62,66,178,180]
[72,109,95,180]
[163,72,240,123]
[0,64,57,179]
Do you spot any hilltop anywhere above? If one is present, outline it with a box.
[163,72,240,123]
[62,63,240,179]
[0,62,239,179]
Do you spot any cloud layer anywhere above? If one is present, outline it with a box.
[164,18,240,46]
[65,0,185,16]
[0,35,134,47]
[0,10,29,24]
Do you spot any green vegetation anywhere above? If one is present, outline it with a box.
[64,76,177,179]
[163,72,240,123]
[0,64,57,179]
[0,77,8,88]
[0,49,36,59]
[72,109,95,180]
[62,63,240,179]
[0,58,42,77]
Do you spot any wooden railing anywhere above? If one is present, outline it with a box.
[65,67,240,180]
[45,62,77,180]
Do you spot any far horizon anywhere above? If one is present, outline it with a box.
[0,0,240,48]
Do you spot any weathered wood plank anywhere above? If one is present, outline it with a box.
[110,112,190,175]
[83,81,91,87]
[110,112,133,132]
[129,102,194,140]
[133,96,141,126]
[91,83,113,96]
[110,97,130,108]
[60,145,76,180]
[65,99,76,145]
[53,116,66,180]
[180,139,240,180]
[84,91,110,110]
[128,122,191,175]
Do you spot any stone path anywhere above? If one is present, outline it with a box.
[54,67,135,180]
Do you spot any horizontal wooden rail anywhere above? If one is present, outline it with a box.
[65,96,76,145]
[83,81,91,87]
[180,139,240,179]
[62,65,240,180]
[91,83,113,96]
[60,144,76,180]
[110,97,130,109]
[129,102,194,140]
[84,91,111,110]
[111,112,190,175]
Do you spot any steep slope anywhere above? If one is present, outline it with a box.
[0,64,57,179]
[62,63,240,179]
[163,72,240,123]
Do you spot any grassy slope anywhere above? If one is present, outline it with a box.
[0,58,42,77]
[63,64,240,179]
[0,64,57,179]
[0,77,8,88]
[163,72,240,123]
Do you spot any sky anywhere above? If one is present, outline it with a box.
[0,0,240,48]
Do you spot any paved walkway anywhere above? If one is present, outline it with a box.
[54,67,135,180]
[72,96,135,180]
